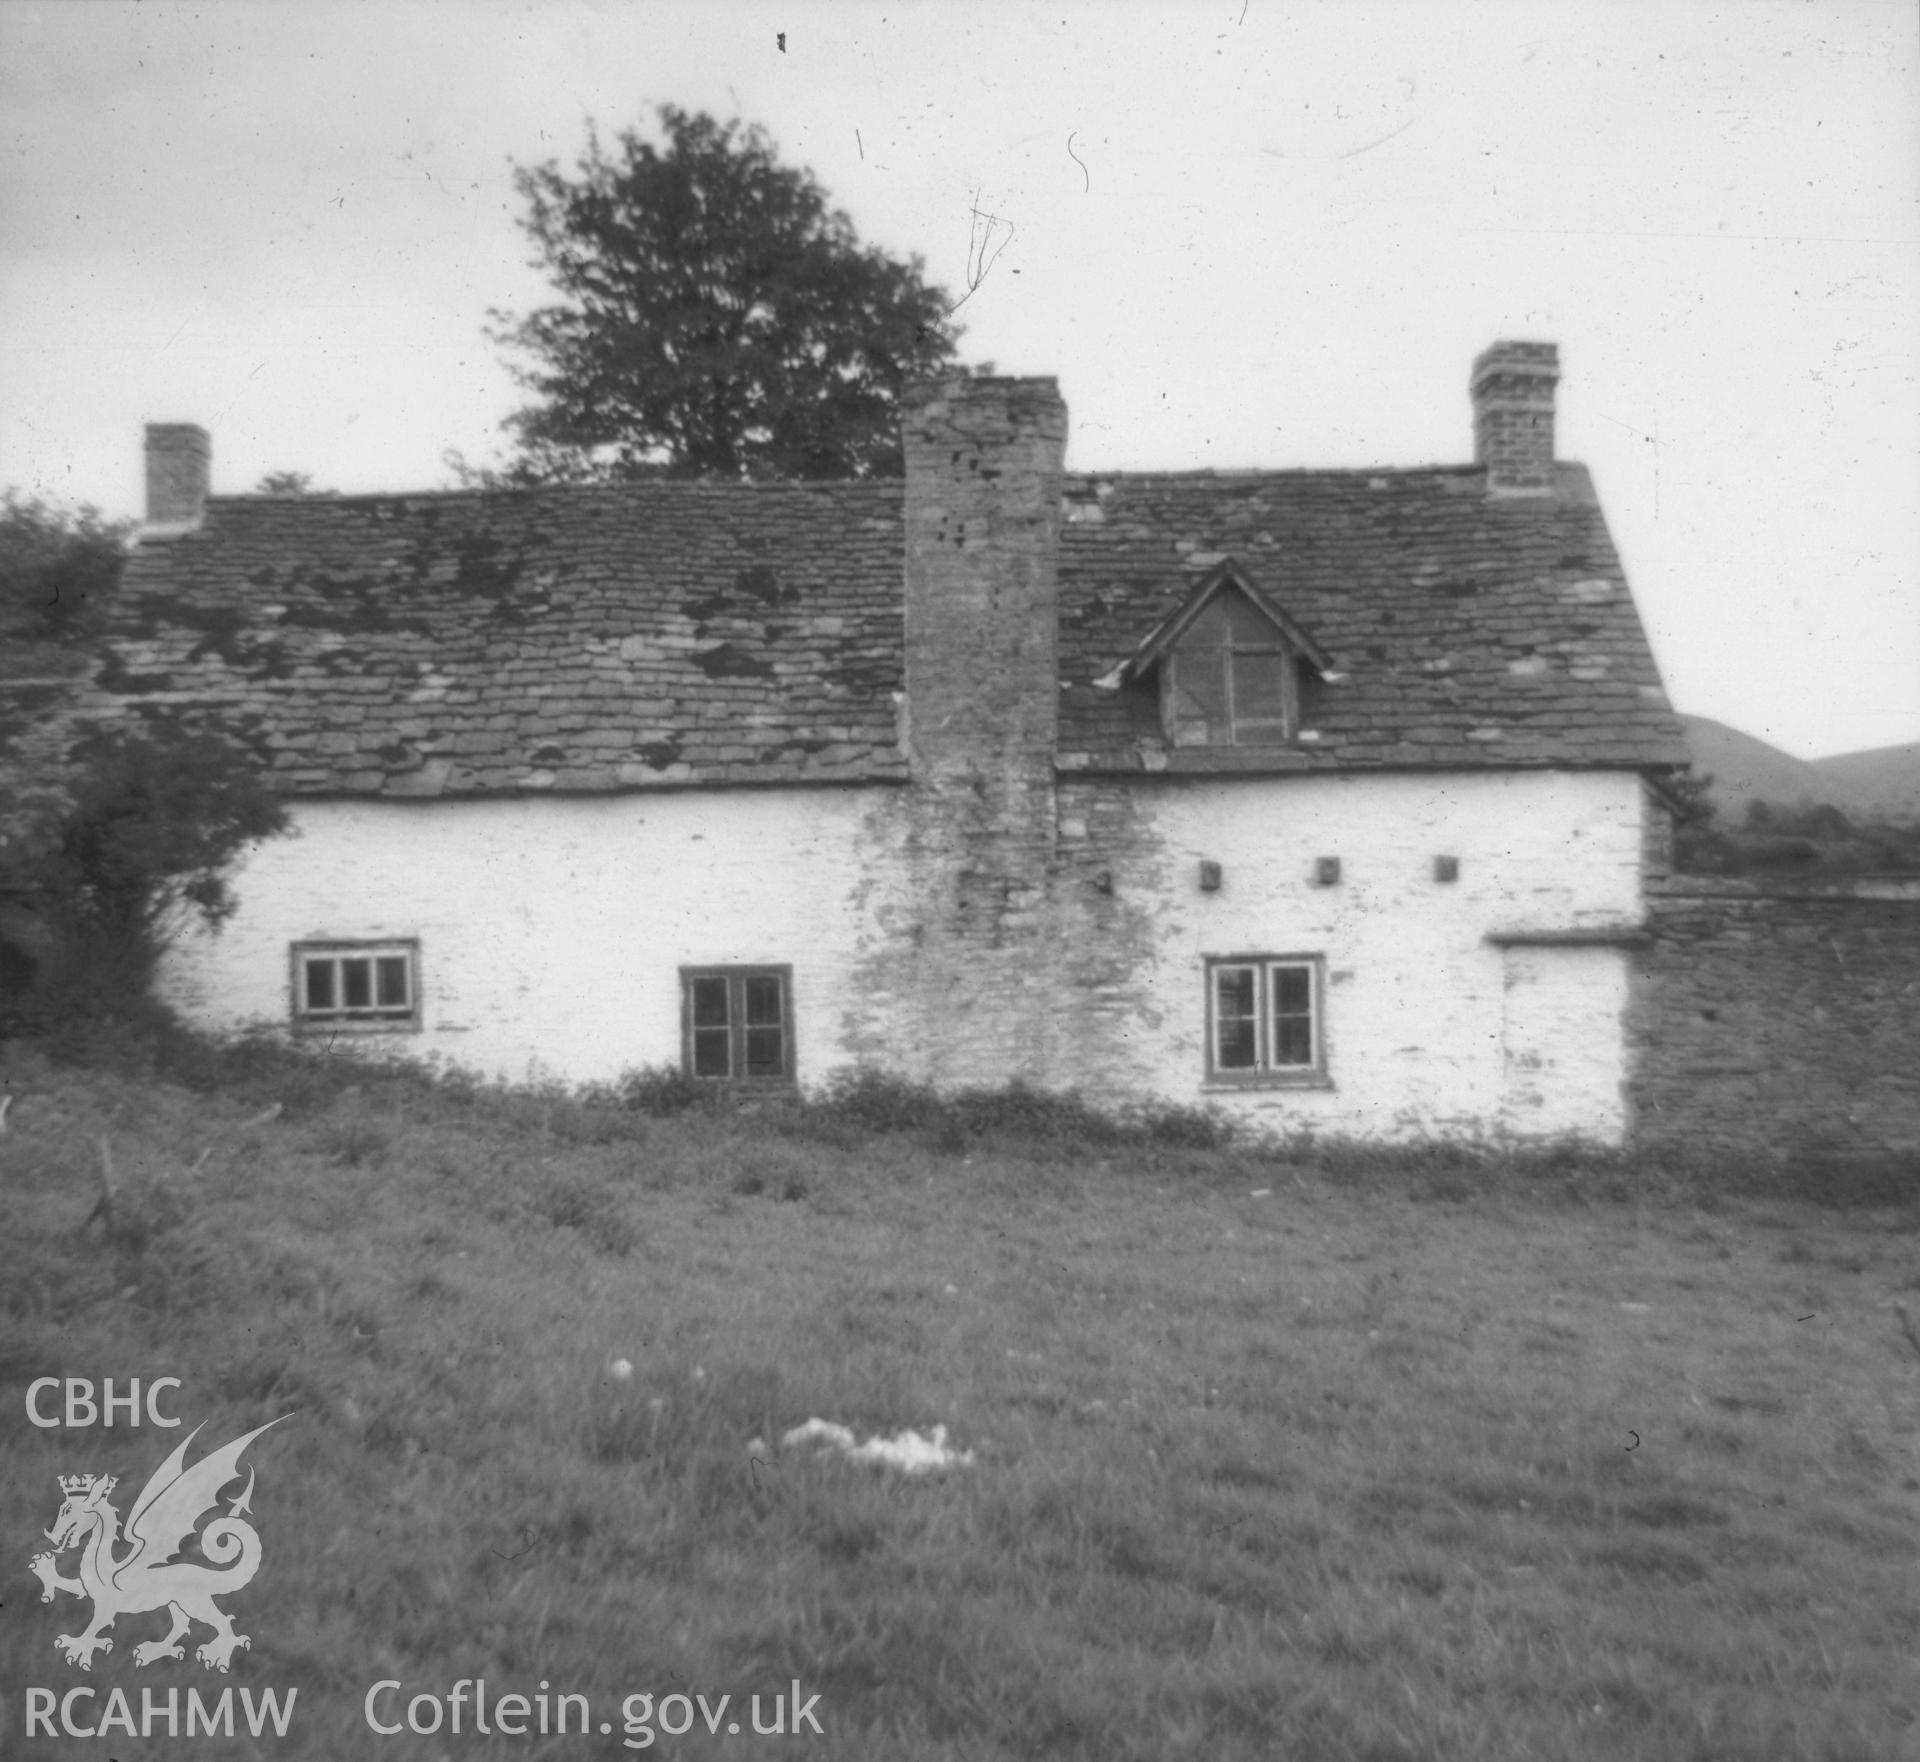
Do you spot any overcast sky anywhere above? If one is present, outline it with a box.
[2,0,1914,758]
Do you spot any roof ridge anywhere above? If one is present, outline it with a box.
[1064,463,1488,485]
[210,477,908,509]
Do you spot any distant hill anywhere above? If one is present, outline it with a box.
[1813,740,1920,823]
[1679,715,1920,826]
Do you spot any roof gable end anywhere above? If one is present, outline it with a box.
[1117,558,1333,685]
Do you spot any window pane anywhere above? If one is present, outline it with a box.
[305,959,336,1011]
[1231,650,1290,740]
[1273,1015,1315,1066]
[1272,965,1315,1066]
[692,1027,733,1078]
[1217,1016,1259,1068]
[341,958,372,1009]
[691,977,730,1028]
[744,1025,785,1078]
[376,956,410,1009]
[743,975,783,1026]
[1170,651,1230,746]
[1214,966,1259,1069]
[1216,966,1256,1016]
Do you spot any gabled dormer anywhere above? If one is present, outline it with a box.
[1112,559,1332,748]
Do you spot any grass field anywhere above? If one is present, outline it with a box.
[3,1037,1918,1760]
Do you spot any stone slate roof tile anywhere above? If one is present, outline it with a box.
[1055,463,1687,773]
[89,458,1686,796]
[94,481,912,795]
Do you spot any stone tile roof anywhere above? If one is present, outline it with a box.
[93,482,910,795]
[89,460,1686,796]
[1056,464,1688,773]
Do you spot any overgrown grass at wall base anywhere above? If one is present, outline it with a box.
[12,1009,1916,1206]
[802,1068,1235,1154]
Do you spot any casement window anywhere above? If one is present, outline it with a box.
[681,966,795,1083]
[1162,588,1300,747]
[1206,956,1325,1082]
[292,940,420,1031]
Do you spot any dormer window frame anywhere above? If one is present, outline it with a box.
[1116,559,1332,751]
[1158,616,1302,748]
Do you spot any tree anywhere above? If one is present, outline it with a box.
[1,494,131,909]
[1,719,290,1012]
[481,108,960,483]
[0,492,127,643]
[254,471,335,497]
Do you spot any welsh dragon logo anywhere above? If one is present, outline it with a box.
[28,1417,288,1672]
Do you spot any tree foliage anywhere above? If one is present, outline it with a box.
[254,471,335,497]
[1663,768,1717,831]
[1676,792,1920,876]
[482,108,959,483]
[0,492,128,642]
[1,494,132,917]
[1,719,290,1009]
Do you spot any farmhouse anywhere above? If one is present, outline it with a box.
[94,343,1688,1141]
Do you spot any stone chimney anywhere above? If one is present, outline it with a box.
[884,375,1069,1088]
[144,423,211,527]
[901,376,1068,783]
[1470,341,1558,495]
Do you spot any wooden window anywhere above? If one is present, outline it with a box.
[292,940,420,1032]
[1163,589,1298,746]
[1206,956,1325,1082]
[681,966,795,1083]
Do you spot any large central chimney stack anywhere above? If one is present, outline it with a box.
[887,375,1069,1087]
[144,423,211,528]
[1470,341,1558,495]
[901,377,1068,783]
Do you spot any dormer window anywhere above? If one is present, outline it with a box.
[1110,559,1332,751]
[1162,587,1299,746]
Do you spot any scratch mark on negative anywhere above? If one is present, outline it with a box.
[856,129,864,160]
[1067,131,1090,192]
[947,191,1014,317]
[1337,116,1417,159]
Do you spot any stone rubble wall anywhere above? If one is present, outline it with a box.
[1629,877,1920,1157]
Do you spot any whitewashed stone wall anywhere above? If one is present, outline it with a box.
[1046,768,1645,1142]
[160,768,1645,1141]
[158,789,896,1088]
[1496,944,1633,1139]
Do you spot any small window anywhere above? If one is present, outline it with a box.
[1206,956,1325,1082]
[681,966,795,1084]
[1162,589,1299,746]
[293,941,419,1032]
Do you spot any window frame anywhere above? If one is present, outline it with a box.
[679,964,797,1086]
[1203,954,1328,1086]
[290,939,421,1034]
[1159,591,1301,748]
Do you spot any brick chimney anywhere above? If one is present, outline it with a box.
[901,376,1068,783]
[144,423,211,527]
[1470,341,1558,495]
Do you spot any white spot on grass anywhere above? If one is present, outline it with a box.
[781,1417,975,1474]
